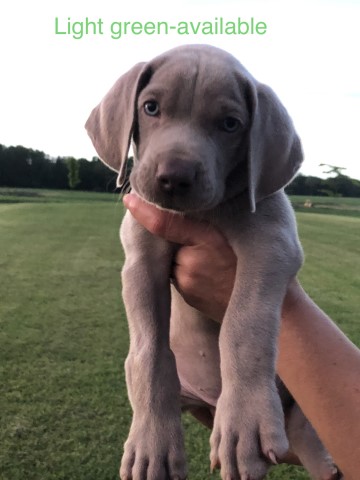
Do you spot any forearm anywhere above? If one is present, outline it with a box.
[278,280,360,478]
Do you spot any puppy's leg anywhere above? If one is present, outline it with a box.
[119,212,186,480]
[287,403,341,480]
[210,234,302,480]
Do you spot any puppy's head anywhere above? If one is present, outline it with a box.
[86,45,302,212]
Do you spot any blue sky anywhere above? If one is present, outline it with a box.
[0,0,359,179]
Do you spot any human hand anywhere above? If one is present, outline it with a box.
[123,193,236,321]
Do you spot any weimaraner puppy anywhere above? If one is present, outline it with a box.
[86,45,340,480]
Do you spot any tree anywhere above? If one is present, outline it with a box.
[319,163,347,177]
[66,157,80,189]
[318,163,354,197]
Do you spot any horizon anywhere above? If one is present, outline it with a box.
[2,142,357,183]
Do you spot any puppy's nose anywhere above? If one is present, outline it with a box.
[156,161,196,196]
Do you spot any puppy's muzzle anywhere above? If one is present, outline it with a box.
[156,158,198,197]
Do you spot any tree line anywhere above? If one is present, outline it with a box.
[1,144,359,197]
[0,144,118,192]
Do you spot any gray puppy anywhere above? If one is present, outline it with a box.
[86,45,339,480]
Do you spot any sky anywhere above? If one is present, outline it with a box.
[0,0,359,180]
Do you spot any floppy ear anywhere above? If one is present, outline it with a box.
[85,62,149,187]
[247,83,303,212]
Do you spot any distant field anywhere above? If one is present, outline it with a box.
[0,188,117,204]
[1,188,359,480]
[290,194,360,217]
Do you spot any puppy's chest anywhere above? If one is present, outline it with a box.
[186,203,256,246]
[186,192,291,248]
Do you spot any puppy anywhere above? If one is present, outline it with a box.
[86,45,339,480]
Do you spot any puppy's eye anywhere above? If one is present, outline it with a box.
[144,101,159,116]
[222,117,240,133]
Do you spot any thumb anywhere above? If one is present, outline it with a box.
[123,193,220,246]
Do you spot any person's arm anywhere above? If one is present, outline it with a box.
[123,193,360,479]
[279,281,360,478]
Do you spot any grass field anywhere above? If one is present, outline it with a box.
[1,188,359,480]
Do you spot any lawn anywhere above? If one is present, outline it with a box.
[1,188,359,480]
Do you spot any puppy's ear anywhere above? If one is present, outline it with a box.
[85,62,149,187]
[247,83,303,212]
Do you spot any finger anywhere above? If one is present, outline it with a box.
[123,193,222,246]
[175,242,236,270]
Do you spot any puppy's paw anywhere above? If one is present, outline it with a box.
[210,386,288,480]
[119,416,187,480]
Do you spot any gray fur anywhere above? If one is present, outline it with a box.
[86,45,339,480]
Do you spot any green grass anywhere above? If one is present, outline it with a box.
[0,188,118,204]
[1,188,359,480]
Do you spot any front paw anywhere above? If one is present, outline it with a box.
[120,415,187,480]
[210,386,288,480]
